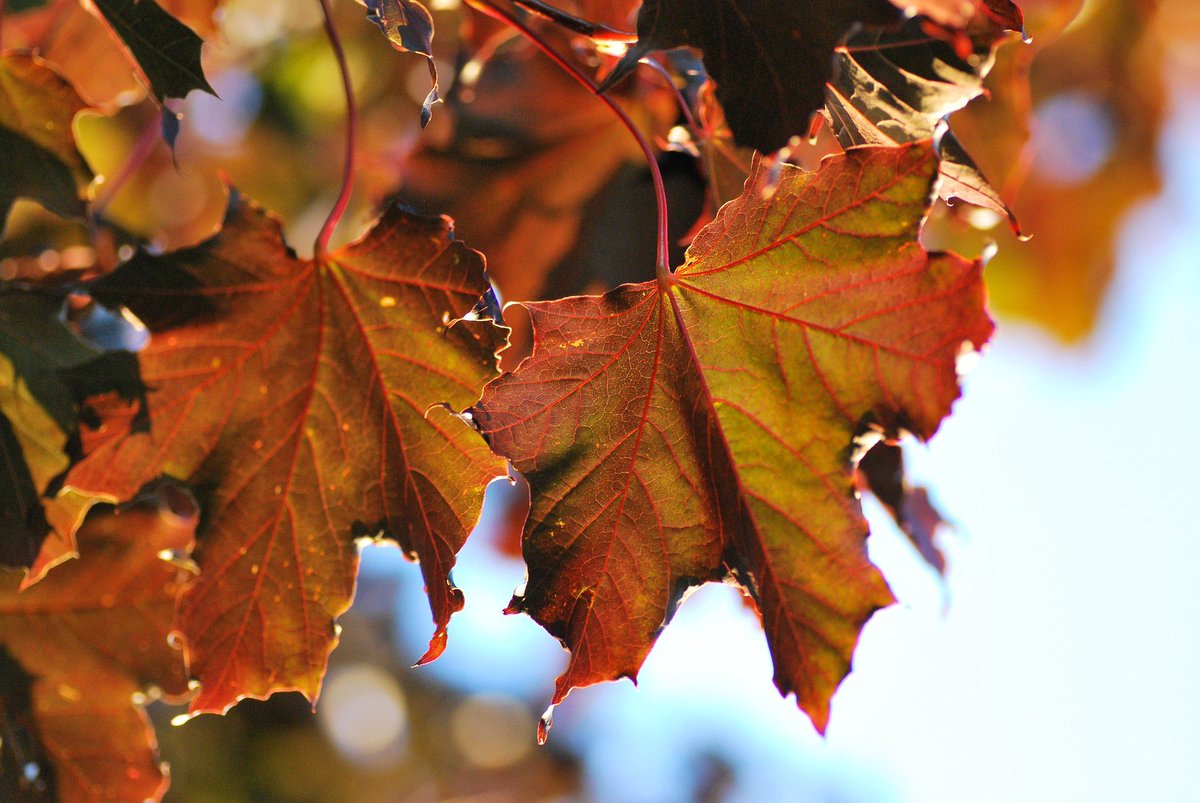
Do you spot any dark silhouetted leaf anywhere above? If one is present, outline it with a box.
[66,194,505,714]
[0,53,94,233]
[602,0,902,153]
[0,482,197,802]
[473,143,992,732]
[88,0,215,103]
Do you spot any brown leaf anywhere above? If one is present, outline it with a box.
[3,0,145,108]
[0,483,197,802]
[65,194,505,714]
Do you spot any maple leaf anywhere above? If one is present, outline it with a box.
[472,142,992,731]
[86,0,214,104]
[364,0,440,126]
[64,193,505,714]
[0,52,95,234]
[0,482,197,802]
[825,4,1024,228]
[602,0,902,153]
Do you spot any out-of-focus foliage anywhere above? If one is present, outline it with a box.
[935,0,1167,342]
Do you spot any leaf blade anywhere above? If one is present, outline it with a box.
[69,195,505,713]
[87,0,214,103]
[474,142,992,730]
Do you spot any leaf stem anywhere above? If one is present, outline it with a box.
[315,0,357,260]
[470,0,673,287]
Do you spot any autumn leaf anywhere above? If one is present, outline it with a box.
[64,194,505,714]
[472,142,992,731]
[86,0,214,104]
[365,0,440,126]
[825,4,1024,228]
[601,0,902,153]
[5,0,142,108]
[158,0,224,38]
[0,52,95,234]
[0,482,197,802]
[0,292,146,572]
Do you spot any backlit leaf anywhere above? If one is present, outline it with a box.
[66,194,505,714]
[825,3,1024,227]
[602,0,902,153]
[473,142,992,731]
[5,0,145,107]
[0,52,95,233]
[365,0,439,126]
[0,483,197,802]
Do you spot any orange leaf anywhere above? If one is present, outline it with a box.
[473,142,992,731]
[0,483,197,802]
[66,195,505,714]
